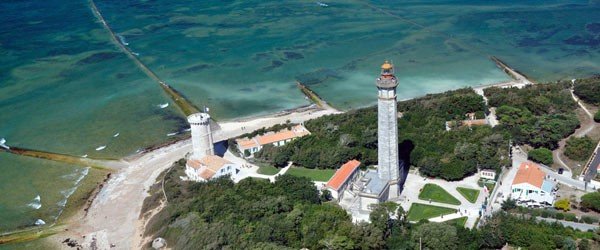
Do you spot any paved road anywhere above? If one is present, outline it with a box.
[537,217,599,231]
[584,145,600,182]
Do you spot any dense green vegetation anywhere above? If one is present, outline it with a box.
[285,167,336,182]
[485,82,579,150]
[528,147,554,165]
[573,76,600,105]
[258,89,509,180]
[565,136,596,161]
[595,110,600,123]
[406,203,457,221]
[146,162,599,249]
[418,184,461,205]
[456,187,480,203]
[581,191,600,212]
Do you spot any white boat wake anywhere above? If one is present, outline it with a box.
[27,195,42,210]
[167,132,178,136]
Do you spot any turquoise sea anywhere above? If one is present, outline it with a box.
[0,0,598,234]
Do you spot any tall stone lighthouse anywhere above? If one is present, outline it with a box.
[376,61,401,198]
[188,113,214,159]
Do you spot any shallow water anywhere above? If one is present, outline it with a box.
[0,0,598,232]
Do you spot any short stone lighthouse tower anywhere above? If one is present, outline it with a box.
[376,61,401,198]
[188,113,214,159]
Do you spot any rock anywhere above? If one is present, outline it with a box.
[152,237,166,249]
[34,219,46,226]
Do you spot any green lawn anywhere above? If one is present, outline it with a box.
[485,182,495,192]
[456,187,480,203]
[257,165,280,175]
[285,167,336,182]
[406,203,457,222]
[445,216,468,227]
[418,183,461,205]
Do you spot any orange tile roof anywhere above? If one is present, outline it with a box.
[326,160,361,191]
[512,162,545,188]
[187,155,232,180]
[235,138,259,150]
[241,124,310,147]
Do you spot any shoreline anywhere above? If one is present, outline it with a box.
[0,74,586,247]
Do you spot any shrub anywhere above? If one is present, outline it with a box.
[554,199,571,212]
[595,110,600,123]
[564,213,578,222]
[555,213,565,220]
[541,210,550,218]
[573,76,600,105]
[531,209,542,217]
[528,147,554,165]
[579,239,591,250]
[581,192,600,212]
[564,136,595,161]
[581,216,599,224]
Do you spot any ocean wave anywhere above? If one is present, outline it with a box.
[27,195,41,210]
[117,34,129,46]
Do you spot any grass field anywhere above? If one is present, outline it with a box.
[406,203,457,222]
[418,183,461,205]
[286,167,335,182]
[445,216,468,227]
[456,187,480,203]
[257,165,280,175]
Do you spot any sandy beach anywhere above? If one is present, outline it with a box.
[46,106,339,249]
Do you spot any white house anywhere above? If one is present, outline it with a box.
[325,160,361,200]
[511,162,556,208]
[185,155,241,182]
[235,124,310,157]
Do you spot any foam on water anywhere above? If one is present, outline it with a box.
[27,195,42,210]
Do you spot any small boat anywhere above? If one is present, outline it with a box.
[158,103,169,109]
[316,1,328,7]
[183,128,191,132]
[82,154,88,158]
[96,145,107,151]
[113,133,120,137]
[132,52,140,56]
[167,132,178,136]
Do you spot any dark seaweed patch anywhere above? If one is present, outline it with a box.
[283,51,304,60]
[173,64,213,74]
[76,52,120,65]
[261,60,284,72]
[295,68,342,85]
[586,23,600,34]
[564,35,600,46]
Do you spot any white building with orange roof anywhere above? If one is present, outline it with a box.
[511,161,556,207]
[185,155,240,182]
[325,160,362,200]
[235,124,311,157]
[185,112,241,182]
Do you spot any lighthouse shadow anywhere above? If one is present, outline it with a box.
[213,140,228,157]
[398,139,414,190]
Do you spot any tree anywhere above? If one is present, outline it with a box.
[501,198,517,211]
[564,136,595,161]
[579,239,591,250]
[554,199,570,212]
[319,235,355,250]
[581,191,600,212]
[528,148,554,165]
[412,223,458,250]
[595,110,600,123]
